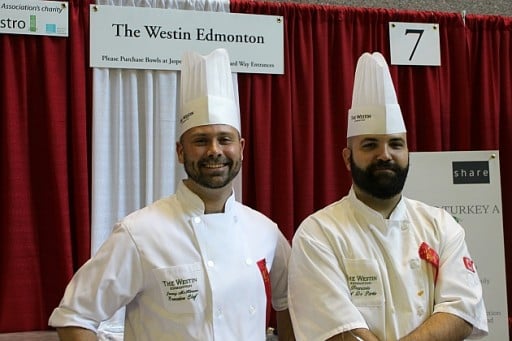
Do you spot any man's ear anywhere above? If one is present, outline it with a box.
[239,137,245,161]
[342,147,352,171]
[176,141,185,164]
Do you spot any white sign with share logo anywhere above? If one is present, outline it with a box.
[0,0,68,37]
[404,151,508,341]
[389,22,440,66]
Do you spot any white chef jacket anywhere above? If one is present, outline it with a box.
[288,187,488,341]
[49,181,290,341]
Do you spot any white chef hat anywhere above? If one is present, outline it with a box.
[178,48,240,138]
[347,52,406,138]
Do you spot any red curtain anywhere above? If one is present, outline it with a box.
[466,15,512,323]
[0,0,92,332]
[231,0,512,320]
[1,0,512,333]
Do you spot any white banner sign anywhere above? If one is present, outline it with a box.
[0,0,68,37]
[404,151,508,340]
[89,5,284,74]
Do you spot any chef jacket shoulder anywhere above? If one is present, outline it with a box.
[400,195,466,236]
[110,182,208,234]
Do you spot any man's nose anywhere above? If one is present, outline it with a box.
[376,144,392,161]
[206,140,222,157]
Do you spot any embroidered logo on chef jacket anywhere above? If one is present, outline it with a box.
[463,257,481,287]
[153,263,205,314]
[344,259,385,334]
[348,274,379,297]
[463,256,476,272]
[344,259,384,306]
[162,276,199,301]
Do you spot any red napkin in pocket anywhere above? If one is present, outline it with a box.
[418,242,440,285]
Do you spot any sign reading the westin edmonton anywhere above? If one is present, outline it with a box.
[0,0,68,37]
[89,5,284,74]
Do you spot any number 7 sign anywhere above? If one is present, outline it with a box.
[389,22,441,66]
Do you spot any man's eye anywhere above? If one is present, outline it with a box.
[219,137,233,144]
[361,143,376,149]
[390,142,405,149]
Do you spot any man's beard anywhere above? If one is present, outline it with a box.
[350,154,409,199]
[184,155,242,189]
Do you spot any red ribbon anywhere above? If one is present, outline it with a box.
[257,258,272,326]
[418,242,440,285]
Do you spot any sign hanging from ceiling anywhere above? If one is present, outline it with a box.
[89,5,284,74]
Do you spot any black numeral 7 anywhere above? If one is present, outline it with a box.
[405,29,424,61]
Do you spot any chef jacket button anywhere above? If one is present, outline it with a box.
[207,260,215,267]
[417,306,425,316]
[246,258,252,265]
[216,307,223,317]
[409,258,420,269]
[194,217,201,224]
[234,216,238,223]
[249,305,256,314]
[401,221,409,231]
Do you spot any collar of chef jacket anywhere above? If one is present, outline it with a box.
[176,180,237,217]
